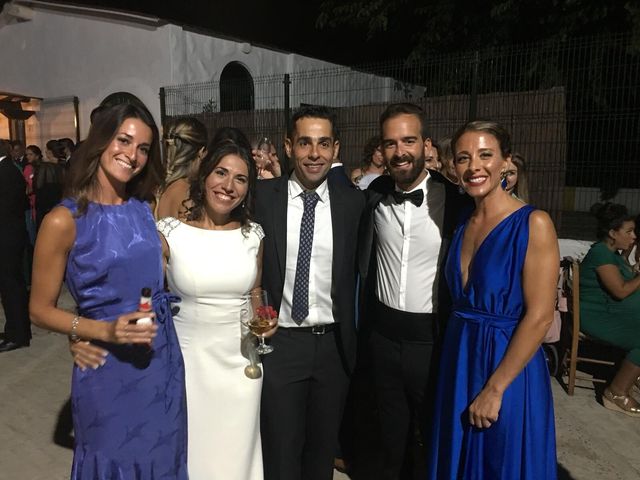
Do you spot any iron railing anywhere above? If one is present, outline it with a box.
[160,34,640,237]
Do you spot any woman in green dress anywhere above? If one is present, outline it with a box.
[580,202,640,416]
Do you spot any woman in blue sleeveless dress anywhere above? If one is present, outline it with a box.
[428,121,559,479]
[30,102,188,479]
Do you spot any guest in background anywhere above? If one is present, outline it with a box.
[437,136,458,184]
[22,145,41,285]
[156,116,208,219]
[45,139,67,164]
[0,139,31,352]
[425,140,442,171]
[10,140,27,170]
[30,102,188,478]
[625,214,640,268]
[580,203,640,416]
[504,152,529,203]
[351,135,385,189]
[34,140,65,230]
[58,137,76,165]
[252,136,282,179]
[23,145,41,235]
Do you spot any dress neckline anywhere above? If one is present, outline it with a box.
[459,205,531,292]
[86,198,135,208]
[179,218,242,233]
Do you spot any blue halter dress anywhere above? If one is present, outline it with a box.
[61,198,188,480]
[428,205,557,479]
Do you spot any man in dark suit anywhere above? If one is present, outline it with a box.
[327,157,352,187]
[0,140,31,351]
[358,103,470,479]
[255,106,364,480]
[9,140,27,170]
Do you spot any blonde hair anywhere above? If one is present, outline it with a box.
[162,117,208,188]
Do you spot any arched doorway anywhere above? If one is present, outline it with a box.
[220,62,254,112]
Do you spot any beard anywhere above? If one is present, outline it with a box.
[388,152,426,189]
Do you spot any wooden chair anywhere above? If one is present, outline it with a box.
[559,257,621,395]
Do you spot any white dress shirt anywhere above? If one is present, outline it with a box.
[279,174,335,327]
[374,172,445,313]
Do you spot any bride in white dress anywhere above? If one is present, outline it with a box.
[157,140,275,480]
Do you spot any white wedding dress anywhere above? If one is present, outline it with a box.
[157,217,264,480]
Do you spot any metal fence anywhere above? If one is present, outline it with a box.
[160,33,640,237]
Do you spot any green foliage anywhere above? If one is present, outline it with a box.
[201,99,217,114]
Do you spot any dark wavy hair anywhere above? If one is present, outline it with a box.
[510,152,529,202]
[185,140,256,235]
[361,135,381,168]
[451,120,512,159]
[590,202,634,241]
[211,126,252,152]
[65,102,162,216]
[26,145,43,163]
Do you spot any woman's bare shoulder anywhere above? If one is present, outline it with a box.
[38,205,76,248]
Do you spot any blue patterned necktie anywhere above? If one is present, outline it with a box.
[291,191,320,324]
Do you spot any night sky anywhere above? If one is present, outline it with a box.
[3,0,634,65]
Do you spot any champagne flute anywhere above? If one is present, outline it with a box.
[240,290,278,355]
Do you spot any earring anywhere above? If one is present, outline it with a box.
[500,172,508,190]
[458,185,465,195]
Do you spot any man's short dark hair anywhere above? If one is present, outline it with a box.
[58,137,75,152]
[287,105,339,141]
[0,139,10,157]
[9,139,25,149]
[379,103,431,140]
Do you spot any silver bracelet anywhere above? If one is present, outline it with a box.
[69,315,81,343]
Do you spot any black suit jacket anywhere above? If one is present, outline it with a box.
[358,170,473,335]
[255,175,365,372]
[0,156,27,230]
[327,164,352,187]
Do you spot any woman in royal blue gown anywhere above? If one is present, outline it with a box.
[428,121,559,479]
[30,102,188,479]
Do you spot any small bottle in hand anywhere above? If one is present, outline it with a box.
[136,287,153,325]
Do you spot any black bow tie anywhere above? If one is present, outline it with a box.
[392,190,424,207]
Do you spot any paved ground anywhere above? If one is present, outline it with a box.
[1,288,639,479]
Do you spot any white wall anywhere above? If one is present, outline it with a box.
[1,5,416,144]
[0,9,172,137]
[0,8,348,139]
